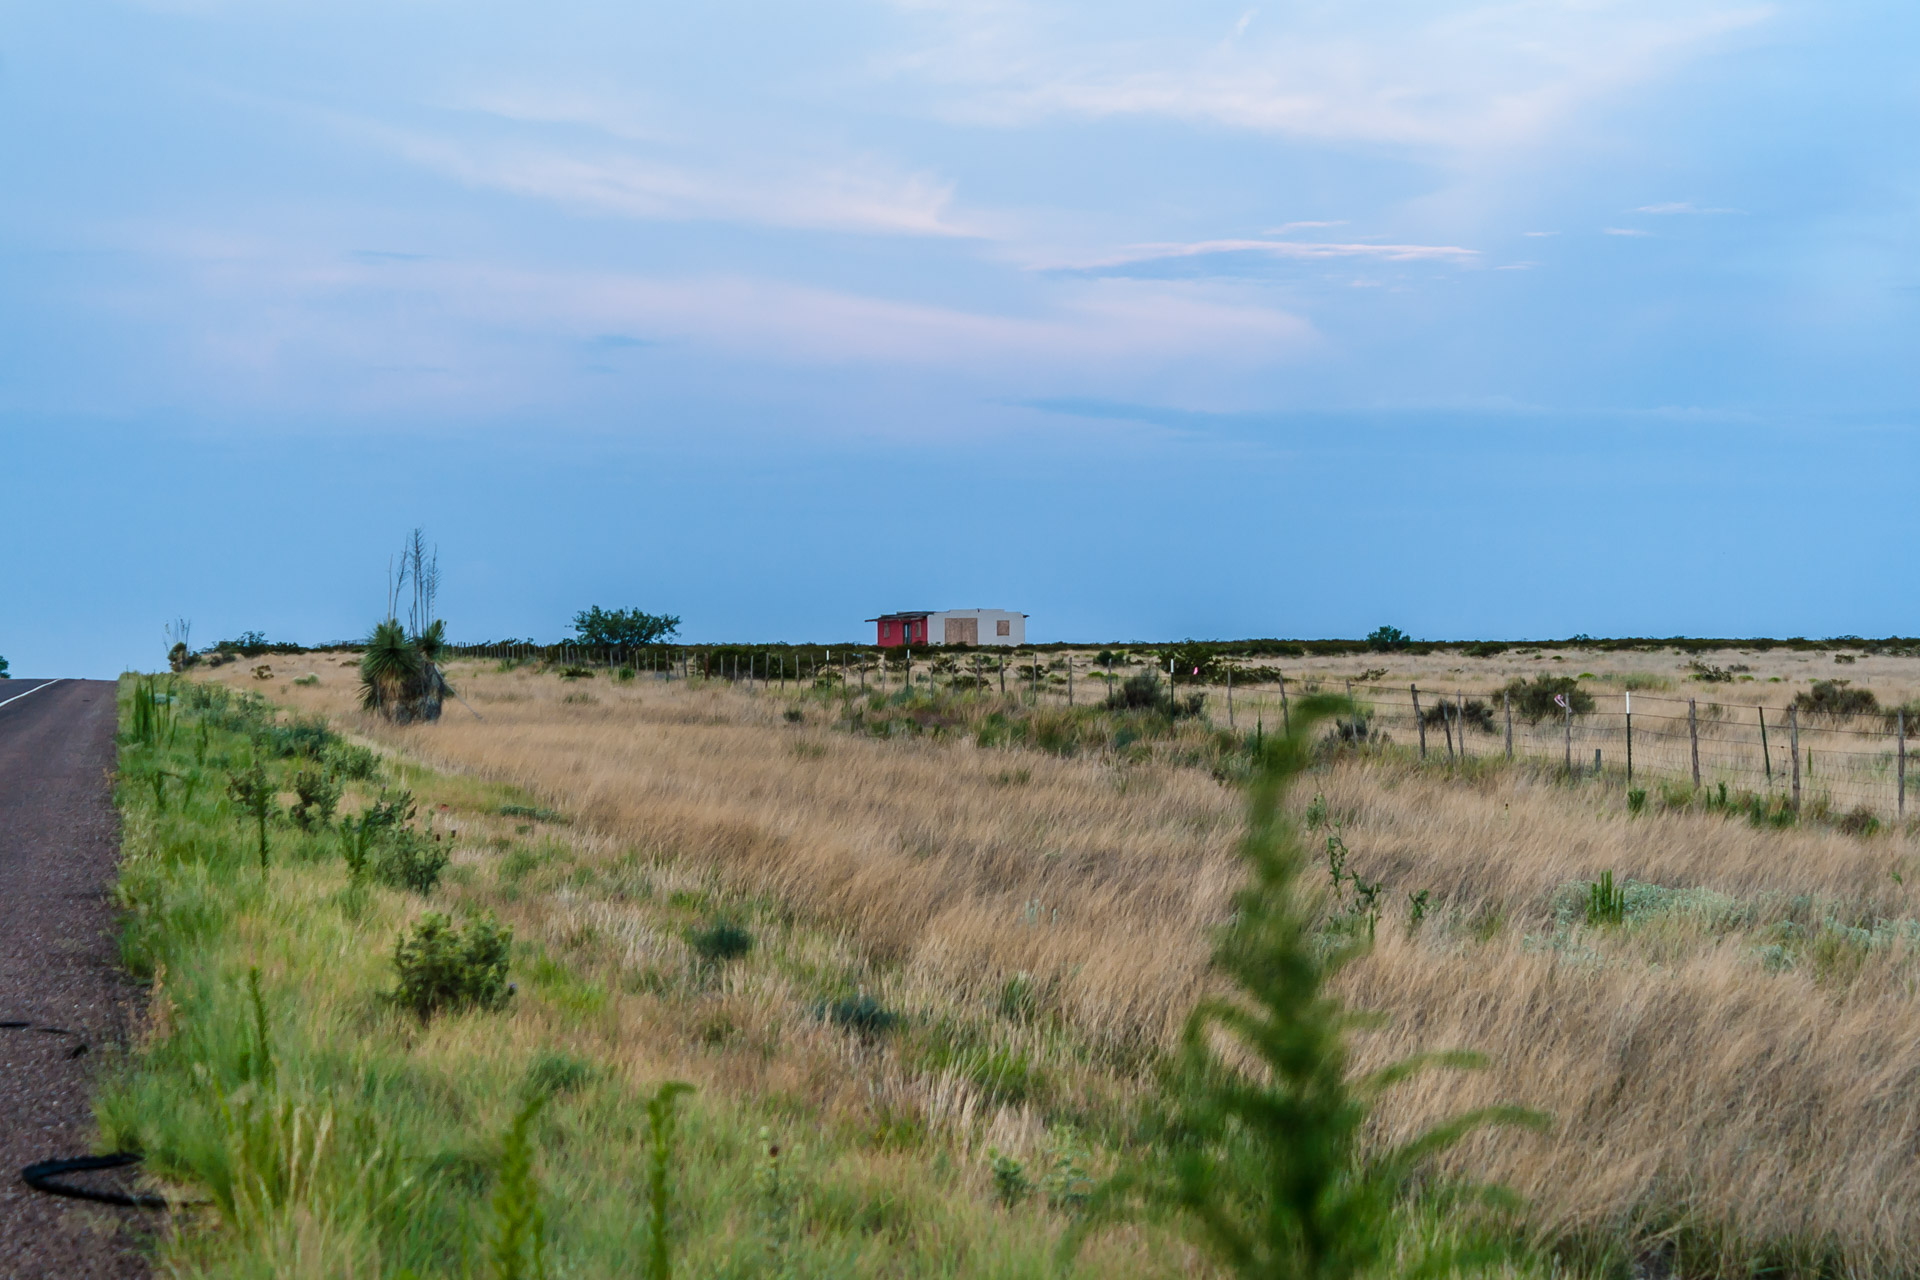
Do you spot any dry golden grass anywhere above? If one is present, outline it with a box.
[225,655,1920,1272]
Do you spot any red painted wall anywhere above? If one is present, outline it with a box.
[875,618,926,647]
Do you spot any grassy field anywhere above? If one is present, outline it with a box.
[108,644,1920,1276]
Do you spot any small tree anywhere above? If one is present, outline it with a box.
[1365,625,1411,653]
[572,606,681,648]
[0,653,9,679]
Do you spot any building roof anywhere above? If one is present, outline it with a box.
[865,609,1027,621]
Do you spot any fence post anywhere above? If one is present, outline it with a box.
[1068,654,1074,707]
[1505,690,1513,761]
[1279,673,1290,734]
[1625,692,1633,784]
[1411,684,1427,759]
[1789,705,1802,813]
[1457,692,1468,760]
[1759,706,1771,780]
[1443,701,1456,762]
[1688,698,1701,790]
[998,653,1005,696]
[1900,710,1907,822]
[1563,696,1572,776]
[1225,665,1232,728]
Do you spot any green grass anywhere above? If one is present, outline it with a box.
[99,678,1220,1277]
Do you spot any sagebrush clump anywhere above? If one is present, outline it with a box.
[392,912,514,1020]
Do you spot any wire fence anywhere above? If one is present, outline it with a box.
[1228,681,1916,822]
[442,643,1918,823]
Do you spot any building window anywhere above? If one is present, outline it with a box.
[996,619,1011,636]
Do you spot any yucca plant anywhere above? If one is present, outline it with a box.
[1069,695,1546,1280]
[1586,871,1627,926]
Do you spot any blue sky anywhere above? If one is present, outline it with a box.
[3,1,1917,676]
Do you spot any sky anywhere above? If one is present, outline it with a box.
[2,1,1918,677]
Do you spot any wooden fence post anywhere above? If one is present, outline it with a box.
[1457,692,1468,760]
[1789,705,1802,813]
[1505,690,1513,761]
[1279,673,1290,734]
[1759,707,1771,780]
[1563,696,1573,776]
[1688,698,1701,790]
[1900,710,1907,822]
[1226,666,1233,728]
[1411,684,1427,759]
[998,653,1005,696]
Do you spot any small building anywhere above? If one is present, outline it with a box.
[868,609,1026,648]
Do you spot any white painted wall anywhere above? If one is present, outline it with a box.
[925,609,1025,646]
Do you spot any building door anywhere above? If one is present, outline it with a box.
[944,616,978,646]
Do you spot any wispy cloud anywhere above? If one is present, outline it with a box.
[342,113,973,239]
[1041,236,1479,279]
[1268,220,1348,234]
[886,1,1774,152]
[1634,201,1742,214]
[112,228,1318,409]
[1522,230,1560,238]
[1603,227,1653,237]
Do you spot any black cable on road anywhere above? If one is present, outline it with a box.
[6,1020,169,1209]
[20,1154,168,1209]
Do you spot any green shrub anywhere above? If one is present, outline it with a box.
[324,742,381,780]
[1499,675,1594,723]
[1628,788,1648,815]
[392,912,514,1020]
[685,919,754,966]
[824,994,901,1039]
[1419,698,1494,733]
[375,829,450,895]
[989,1150,1031,1208]
[1106,672,1165,711]
[289,768,342,830]
[1795,679,1878,718]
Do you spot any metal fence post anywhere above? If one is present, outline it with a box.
[1625,692,1633,784]
[1899,710,1907,822]
[1411,684,1426,759]
[1504,690,1513,761]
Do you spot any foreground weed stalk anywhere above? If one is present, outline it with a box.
[1069,695,1546,1280]
[645,1082,695,1280]
[487,1095,548,1280]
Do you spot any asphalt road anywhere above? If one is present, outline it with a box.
[0,678,147,1277]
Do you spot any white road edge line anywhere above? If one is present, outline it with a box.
[0,678,64,710]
